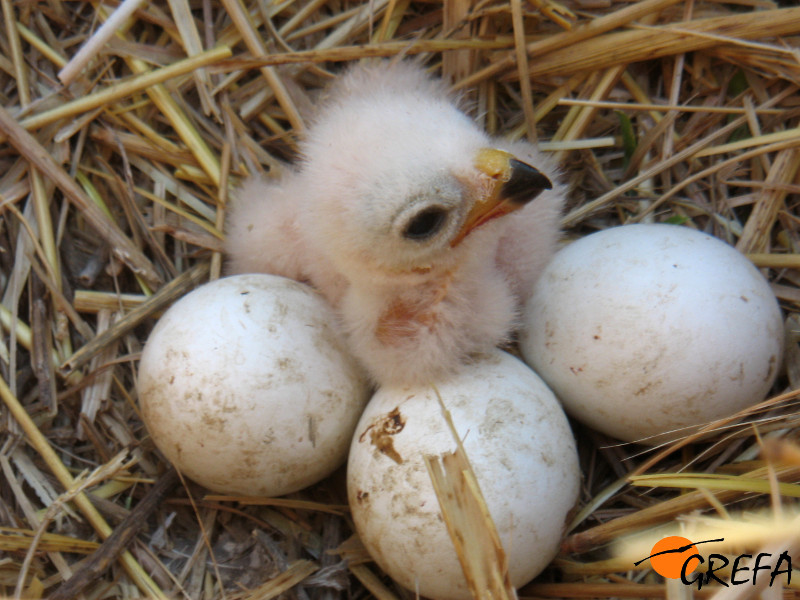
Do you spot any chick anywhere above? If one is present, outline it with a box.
[225,61,565,386]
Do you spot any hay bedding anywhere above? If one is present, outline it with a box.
[2,0,800,597]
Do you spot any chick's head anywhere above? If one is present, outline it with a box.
[298,65,551,284]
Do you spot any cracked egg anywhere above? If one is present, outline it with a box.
[346,350,580,599]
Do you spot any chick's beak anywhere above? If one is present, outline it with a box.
[450,148,552,247]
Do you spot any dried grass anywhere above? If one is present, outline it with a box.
[2,0,800,598]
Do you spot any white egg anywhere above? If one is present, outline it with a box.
[521,224,783,444]
[347,351,580,600]
[138,274,370,496]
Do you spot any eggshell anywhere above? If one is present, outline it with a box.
[138,274,370,496]
[347,351,580,600]
[520,224,783,444]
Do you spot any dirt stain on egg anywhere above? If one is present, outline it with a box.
[308,415,317,448]
[360,407,406,464]
[764,354,777,383]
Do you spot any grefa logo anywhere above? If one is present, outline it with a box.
[635,536,792,590]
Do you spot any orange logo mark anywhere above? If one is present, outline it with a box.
[647,536,701,579]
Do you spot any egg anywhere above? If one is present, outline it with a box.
[520,223,783,444]
[137,274,370,496]
[347,350,580,600]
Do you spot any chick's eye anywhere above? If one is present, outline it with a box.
[402,207,448,241]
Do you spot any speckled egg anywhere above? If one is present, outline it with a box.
[521,224,784,444]
[347,350,580,599]
[138,274,370,496]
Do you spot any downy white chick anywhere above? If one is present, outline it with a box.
[226,61,565,386]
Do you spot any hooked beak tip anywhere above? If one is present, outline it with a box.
[450,148,553,247]
[503,158,552,206]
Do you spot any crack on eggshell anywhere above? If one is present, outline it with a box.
[359,406,406,464]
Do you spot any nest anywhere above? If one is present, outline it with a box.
[2,0,800,598]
